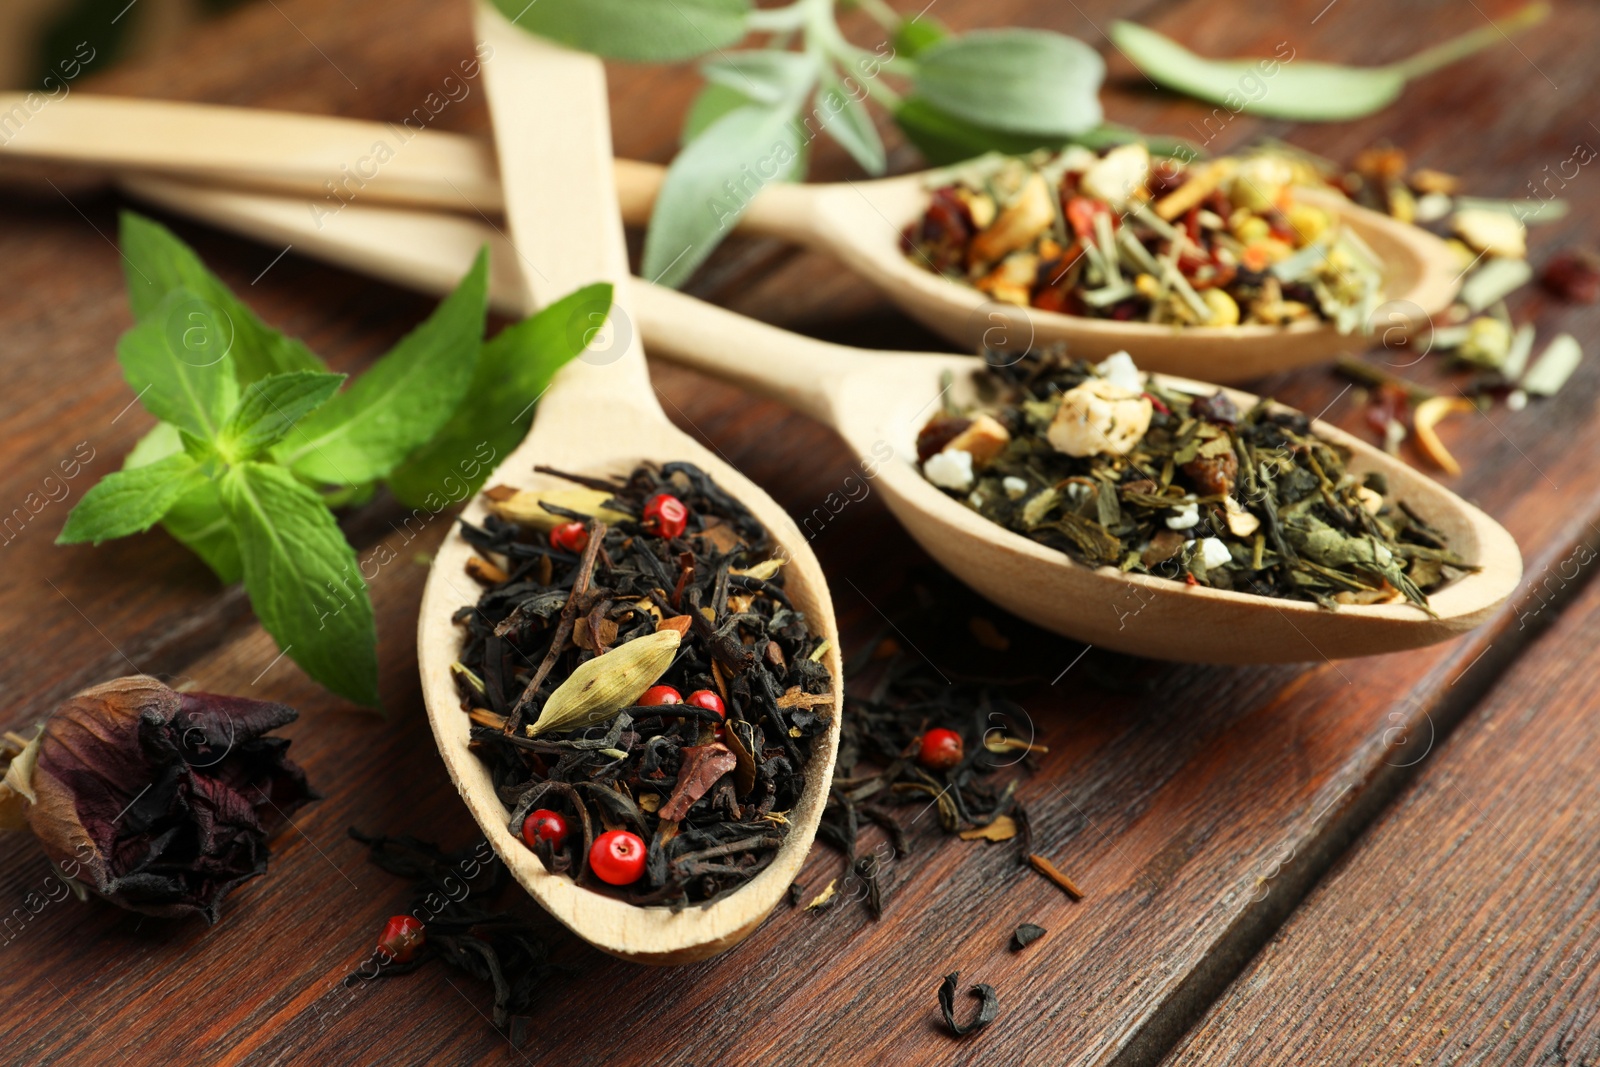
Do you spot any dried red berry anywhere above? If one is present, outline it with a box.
[377,914,425,962]
[521,808,568,850]
[918,727,964,770]
[1541,247,1600,303]
[685,689,726,718]
[641,494,689,539]
[639,684,683,707]
[590,830,646,885]
[549,521,589,553]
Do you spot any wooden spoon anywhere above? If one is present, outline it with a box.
[120,174,1522,664]
[0,93,1460,382]
[406,9,841,964]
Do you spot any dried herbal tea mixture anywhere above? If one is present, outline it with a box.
[902,146,1383,332]
[451,462,832,908]
[916,348,1473,609]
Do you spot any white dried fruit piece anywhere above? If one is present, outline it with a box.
[1080,143,1150,210]
[1452,208,1527,259]
[924,449,975,491]
[943,414,1011,467]
[1354,485,1385,515]
[1165,500,1200,530]
[1224,496,1260,536]
[1002,476,1029,499]
[974,252,1038,307]
[1196,537,1232,569]
[1095,350,1143,394]
[968,172,1054,266]
[1047,381,1153,457]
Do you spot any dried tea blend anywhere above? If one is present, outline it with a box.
[903,146,1383,332]
[451,462,833,908]
[916,348,1473,609]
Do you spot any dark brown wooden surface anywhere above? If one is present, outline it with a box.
[0,0,1596,1064]
[1164,529,1600,1067]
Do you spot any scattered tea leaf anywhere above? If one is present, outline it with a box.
[806,879,838,910]
[1521,333,1582,397]
[1028,853,1084,901]
[958,814,1018,842]
[1010,923,1046,952]
[938,972,999,1037]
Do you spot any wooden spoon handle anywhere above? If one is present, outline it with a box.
[0,92,822,242]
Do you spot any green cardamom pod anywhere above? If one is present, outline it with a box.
[526,629,682,738]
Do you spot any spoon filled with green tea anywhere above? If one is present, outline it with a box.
[0,94,1460,383]
[119,170,1522,664]
[404,10,842,964]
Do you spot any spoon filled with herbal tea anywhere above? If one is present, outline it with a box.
[407,10,842,964]
[2,96,1459,382]
[115,176,1521,664]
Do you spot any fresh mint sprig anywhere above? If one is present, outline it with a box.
[59,214,612,708]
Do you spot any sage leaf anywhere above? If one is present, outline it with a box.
[644,98,809,288]
[221,370,345,461]
[277,249,489,486]
[702,50,819,105]
[1110,3,1549,122]
[119,213,325,384]
[220,461,379,707]
[682,82,758,145]
[893,16,948,59]
[488,0,749,63]
[896,96,1072,165]
[117,287,239,442]
[527,629,682,738]
[817,67,886,174]
[56,454,204,545]
[911,29,1104,137]
[388,282,612,509]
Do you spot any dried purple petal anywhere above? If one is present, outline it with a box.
[22,676,316,922]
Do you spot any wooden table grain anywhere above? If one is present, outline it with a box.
[0,0,1595,1064]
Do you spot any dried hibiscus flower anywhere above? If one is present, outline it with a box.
[0,676,316,921]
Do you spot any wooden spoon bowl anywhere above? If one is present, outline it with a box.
[411,13,842,964]
[120,176,1521,663]
[2,95,1460,382]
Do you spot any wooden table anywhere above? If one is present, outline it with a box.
[1,0,1596,1063]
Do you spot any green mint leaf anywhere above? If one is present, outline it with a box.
[221,371,346,461]
[123,422,242,583]
[644,99,810,288]
[220,461,379,707]
[276,250,489,486]
[893,16,949,59]
[911,29,1104,137]
[57,454,204,545]
[816,68,886,175]
[162,480,244,584]
[702,50,820,105]
[489,0,750,62]
[388,283,613,510]
[117,287,240,442]
[119,212,326,384]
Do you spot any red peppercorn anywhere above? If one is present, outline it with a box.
[377,914,425,963]
[639,684,683,707]
[590,830,647,885]
[521,808,568,850]
[685,689,725,718]
[917,727,964,770]
[549,521,589,553]
[641,493,689,539]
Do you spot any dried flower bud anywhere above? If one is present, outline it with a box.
[3,676,315,922]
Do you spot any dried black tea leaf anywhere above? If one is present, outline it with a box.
[1010,923,1047,951]
[938,972,999,1037]
[454,462,832,908]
